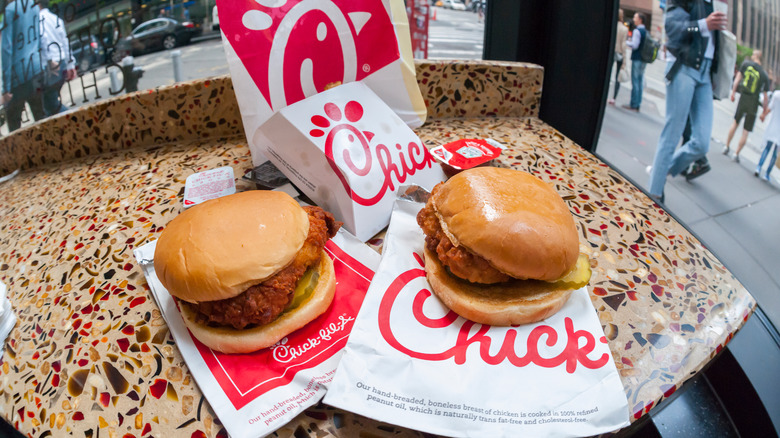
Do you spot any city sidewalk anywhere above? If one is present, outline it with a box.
[597,57,780,330]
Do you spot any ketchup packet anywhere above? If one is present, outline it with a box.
[256,82,444,241]
[324,194,630,437]
[430,138,505,170]
[134,229,380,438]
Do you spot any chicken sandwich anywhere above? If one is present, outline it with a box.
[416,167,590,326]
[154,190,341,353]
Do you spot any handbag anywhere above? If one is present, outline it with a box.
[712,30,737,100]
[618,68,629,83]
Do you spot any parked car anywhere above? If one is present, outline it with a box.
[70,35,106,72]
[116,18,201,57]
[442,0,466,10]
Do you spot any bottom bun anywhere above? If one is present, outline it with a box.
[179,252,336,354]
[424,248,573,326]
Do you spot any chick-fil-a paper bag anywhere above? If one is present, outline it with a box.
[217,0,426,166]
[324,198,630,438]
[257,82,445,241]
[134,229,380,438]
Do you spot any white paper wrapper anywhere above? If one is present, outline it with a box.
[216,0,427,167]
[134,229,379,438]
[183,166,236,208]
[257,82,445,241]
[0,282,16,361]
[325,198,630,437]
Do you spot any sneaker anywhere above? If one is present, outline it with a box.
[754,170,760,177]
[621,104,639,112]
[608,99,615,105]
[685,161,711,181]
[764,174,771,182]
[732,155,740,163]
[722,145,730,155]
[649,192,665,204]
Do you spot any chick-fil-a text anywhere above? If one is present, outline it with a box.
[377,253,610,373]
[312,101,436,206]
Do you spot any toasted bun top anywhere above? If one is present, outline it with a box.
[431,167,579,281]
[154,191,309,303]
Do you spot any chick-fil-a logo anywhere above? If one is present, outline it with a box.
[377,253,611,373]
[309,100,436,206]
[217,0,399,110]
[271,314,355,363]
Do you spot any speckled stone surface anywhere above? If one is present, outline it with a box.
[0,79,243,176]
[0,60,755,437]
[415,60,543,119]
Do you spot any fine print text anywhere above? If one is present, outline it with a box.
[247,369,336,427]
[356,381,599,426]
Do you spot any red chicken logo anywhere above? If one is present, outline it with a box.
[309,100,436,206]
[217,0,399,110]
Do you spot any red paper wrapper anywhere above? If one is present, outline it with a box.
[134,230,380,438]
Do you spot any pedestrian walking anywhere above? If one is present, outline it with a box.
[609,9,629,106]
[623,12,648,112]
[2,0,45,132]
[755,90,780,181]
[646,0,727,203]
[723,50,769,163]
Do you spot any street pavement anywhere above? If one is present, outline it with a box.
[427,7,484,59]
[596,57,780,329]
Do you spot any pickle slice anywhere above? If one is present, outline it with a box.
[547,254,592,290]
[284,267,320,312]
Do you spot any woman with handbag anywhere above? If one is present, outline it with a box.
[609,9,629,105]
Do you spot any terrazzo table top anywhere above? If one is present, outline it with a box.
[0,60,755,437]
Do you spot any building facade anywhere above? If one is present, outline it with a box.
[731,0,780,84]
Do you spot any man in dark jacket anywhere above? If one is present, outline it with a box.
[646,0,727,202]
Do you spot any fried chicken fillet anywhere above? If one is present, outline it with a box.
[189,206,341,329]
[417,200,510,284]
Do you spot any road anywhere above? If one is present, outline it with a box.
[427,6,484,60]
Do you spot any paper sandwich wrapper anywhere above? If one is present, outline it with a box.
[324,197,631,438]
[134,229,380,438]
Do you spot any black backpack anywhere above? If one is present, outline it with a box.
[639,29,660,63]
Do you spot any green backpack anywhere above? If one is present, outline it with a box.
[639,29,660,63]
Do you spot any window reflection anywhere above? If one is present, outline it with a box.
[0,0,492,135]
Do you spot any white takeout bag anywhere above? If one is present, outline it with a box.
[216,0,426,166]
[257,82,444,241]
[134,228,380,438]
[324,196,630,437]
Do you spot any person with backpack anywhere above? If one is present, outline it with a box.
[722,50,769,163]
[623,12,649,112]
[646,0,727,203]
